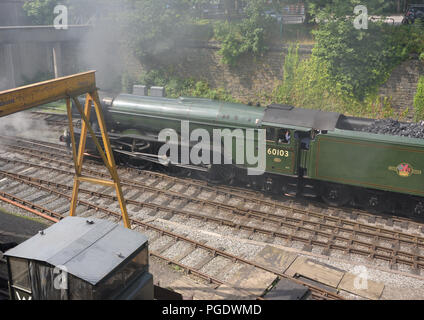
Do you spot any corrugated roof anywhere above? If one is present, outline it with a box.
[4,217,148,285]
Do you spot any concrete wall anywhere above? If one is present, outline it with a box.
[0,26,90,91]
[0,41,82,91]
[0,0,29,26]
[0,44,15,90]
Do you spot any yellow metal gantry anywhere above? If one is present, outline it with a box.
[0,71,131,228]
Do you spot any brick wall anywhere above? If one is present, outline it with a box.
[379,59,424,113]
[126,42,423,113]
[125,42,312,104]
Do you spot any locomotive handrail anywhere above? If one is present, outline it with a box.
[0,72,131,228]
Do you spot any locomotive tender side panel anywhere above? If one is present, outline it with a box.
[308,131,424,197]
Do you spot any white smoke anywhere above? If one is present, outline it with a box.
[0,78,9,91]
[77,2,126,92]
[0,112,53,141]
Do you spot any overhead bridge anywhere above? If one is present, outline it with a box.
[0,25,92,91]
[0,25,91,43]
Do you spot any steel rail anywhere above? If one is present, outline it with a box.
[5,138,422,230]
[6,135,423,231]
[1,169,423,274]
[2,155,421,249]
[2,146,424,248]
[0,172,342,300]
[0,191,60,222]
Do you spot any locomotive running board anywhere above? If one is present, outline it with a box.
[114,149,209,172]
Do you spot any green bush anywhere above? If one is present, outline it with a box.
[187,20,214,41]
[214,20,269,66]
[390,25,424,57]
[313,21,406,101]
[213,0,275,66]
[23,0,60,25]
[190,81,237,102]
[273,45,401,120]
[414,76,424,122]
[131,69,237,103]
[277,45,300,105]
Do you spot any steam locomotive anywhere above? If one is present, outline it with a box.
[64,93,424,218]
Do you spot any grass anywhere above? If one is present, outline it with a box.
[172,265,184,272]
[208,19,316,45]
[0,206,49,225]
[33,100,67,114]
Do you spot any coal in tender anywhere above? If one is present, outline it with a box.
[360,119,424,139]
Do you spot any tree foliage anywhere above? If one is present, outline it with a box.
[313,21,406,100]
[23,0,61,25]
[23,0,106,25]
[132,69,237,102]
[304,0,421,100]
[214,0,276,66]
[274,45,399,119]
[306,0,387,20]
[119,0,200,62]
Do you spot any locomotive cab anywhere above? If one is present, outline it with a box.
[264,126,299,176]
[262,104,340,177]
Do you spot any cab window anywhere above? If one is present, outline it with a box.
[266,128,275,141]
[266,128,291,144]
[277,129,291,144]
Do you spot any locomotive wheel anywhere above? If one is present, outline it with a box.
[320,183,351,207]
[193,169,209,181]
[116,152,152,170]
[133,159,152,170]
[210,164,235,184]
[413,201,424,218]
[164,165,191,178]
[194,165,234,184]
[364,194,385,213]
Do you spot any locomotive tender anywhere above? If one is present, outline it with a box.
[69,93,424,218]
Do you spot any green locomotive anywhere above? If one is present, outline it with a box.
[69,94,424,218]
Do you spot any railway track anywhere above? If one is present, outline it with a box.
[3,135,424,230]
[30,111,67,123]
[0,179,340,300]
[0,136,424,274]
[1,158,424,276]
[3,135,424,233]
[29,111,76,129]
[1,137,424,276]
[4,135,423,231]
